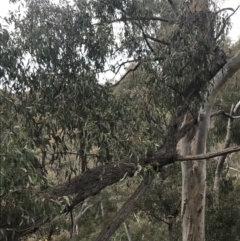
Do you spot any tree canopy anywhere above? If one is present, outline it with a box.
[0,0,240,240]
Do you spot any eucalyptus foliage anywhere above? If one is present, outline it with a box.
[0,0,233,240]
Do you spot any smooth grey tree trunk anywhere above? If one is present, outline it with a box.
[180,39,240,241]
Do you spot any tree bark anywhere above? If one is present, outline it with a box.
[181,126,207,241]
[180,0,240,238]
[180,42,240,241]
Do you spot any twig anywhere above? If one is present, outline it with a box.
[138,21,155,53]
[215,8,235,15]
[95,16,169,26]
[114,59,139,76]
[113,62,140,87]
[145,34,170,45]
[215,5,240,40]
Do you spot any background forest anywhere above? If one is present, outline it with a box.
[0,0,240,240]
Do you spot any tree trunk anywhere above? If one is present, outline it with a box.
[180,112,207,241]
[179,0,240,238]
[180,50,240,241]
[180,1,209,238]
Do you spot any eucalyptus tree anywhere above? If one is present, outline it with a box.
[1,0,240,240]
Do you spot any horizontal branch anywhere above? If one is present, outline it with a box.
[122,17,169,23]
[178,145,240,161]
[211,110,240,119]
[98,16,169,25]
[46,145,240,208]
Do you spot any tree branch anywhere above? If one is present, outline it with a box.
[178,145,240,161]
[114,59,139,76]
[138,22,155,53]
[215,5,240,40]
[97,16,169,25]
[211,110,240,119]
[234,100,240,113]
[145,34,170,45]
[113,63,140,87]
[207,50,240,108]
